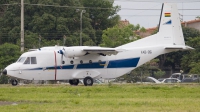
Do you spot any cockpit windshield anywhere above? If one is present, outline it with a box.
[24,57,30,64]
[17,57,26,63]
[24,57,37,64]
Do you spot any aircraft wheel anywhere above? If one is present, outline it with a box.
[11,80,18,86]
[69,80,73,85]
[83,77,93,86]
[69,79,79,86]
[73,79,79,86]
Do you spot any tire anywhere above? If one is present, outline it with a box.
[69,80,73,85]
[73,79,79,86]
[11,80,18,86]
[83,77,93,86]
[69,79,79,86]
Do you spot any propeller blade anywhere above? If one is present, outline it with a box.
[61,54,63,65]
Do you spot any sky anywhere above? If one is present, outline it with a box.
[114,0,200,28]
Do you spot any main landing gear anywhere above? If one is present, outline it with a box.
[83,77,93,86]
[69,77,94,86]
[69,79,79,86]
[11,79,18,86]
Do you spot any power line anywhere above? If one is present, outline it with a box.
[114,0,200,3]
[1,3,200,10]
[120,15,200,17]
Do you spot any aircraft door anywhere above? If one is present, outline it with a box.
[41,51,58,80]
[106,55,116,79]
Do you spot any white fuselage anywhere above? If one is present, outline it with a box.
[5,45,172,80]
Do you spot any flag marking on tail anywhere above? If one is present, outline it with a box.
[165,12,171,17]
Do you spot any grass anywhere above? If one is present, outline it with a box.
[0,83,200,112]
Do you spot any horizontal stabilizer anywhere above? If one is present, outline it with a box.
[165,45,194,50]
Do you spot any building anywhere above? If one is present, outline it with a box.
[137,19,200,38]
[182,19,200,30]
[119,19,130,28]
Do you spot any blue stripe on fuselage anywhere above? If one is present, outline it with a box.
[107,57,140,68]
[77,61,106,69]
[48,65,74,69]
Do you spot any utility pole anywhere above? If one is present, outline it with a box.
[20,0,24,52]
[38,35,41,48]
[63,35,66,46]
[76,9,86,46]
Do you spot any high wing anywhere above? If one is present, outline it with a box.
[83,47,125,56]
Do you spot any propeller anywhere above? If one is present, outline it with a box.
[57,48,66,65]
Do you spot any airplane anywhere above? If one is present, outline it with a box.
[2,3,193,86]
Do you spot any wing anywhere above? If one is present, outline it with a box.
[83,47,125,56]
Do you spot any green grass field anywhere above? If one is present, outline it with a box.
[0,83,200,112]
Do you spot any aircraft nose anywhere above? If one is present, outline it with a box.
[2,69,7,75]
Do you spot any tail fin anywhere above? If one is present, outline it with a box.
[158,3,185,46]
[117,3,187,49]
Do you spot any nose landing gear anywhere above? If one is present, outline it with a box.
[11,79,18,86]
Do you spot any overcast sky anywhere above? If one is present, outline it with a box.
[114,0,200,28]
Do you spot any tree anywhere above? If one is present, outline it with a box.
[154,70,165,79]
[82,0,120,45]
[0,43,21,84]
[181,37,200,73]
[100,24,142,48]
[0,43,21,69]
[0,0,120,48]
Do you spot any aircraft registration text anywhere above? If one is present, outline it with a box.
[141,50,152,54]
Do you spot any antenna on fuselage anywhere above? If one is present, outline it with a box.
[158,3,164,32]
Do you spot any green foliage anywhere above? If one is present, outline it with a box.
[0,75,9,84]
[82,0,120,45]
[189,62,200,74]
[0,0,120,47]
[154,70,165,79]
[100,24,140,48]
[0,43,21,84]
[182,26,200,41]
[0,43,21,69]
[181,37,200,73]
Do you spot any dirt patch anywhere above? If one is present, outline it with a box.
[0,101,18,106]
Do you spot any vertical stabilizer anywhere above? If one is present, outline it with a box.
[158,3,185,46]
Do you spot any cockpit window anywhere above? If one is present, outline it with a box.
[23,57,37,64]
[24,57,30,64]
[31,57,37,64]
[17,57,26,63]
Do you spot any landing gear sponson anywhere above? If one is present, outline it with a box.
[69,76,94,86]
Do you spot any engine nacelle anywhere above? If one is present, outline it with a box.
[65,47,86,58]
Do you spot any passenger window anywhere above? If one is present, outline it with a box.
[24,57,30,64]
[31,57,37,64]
